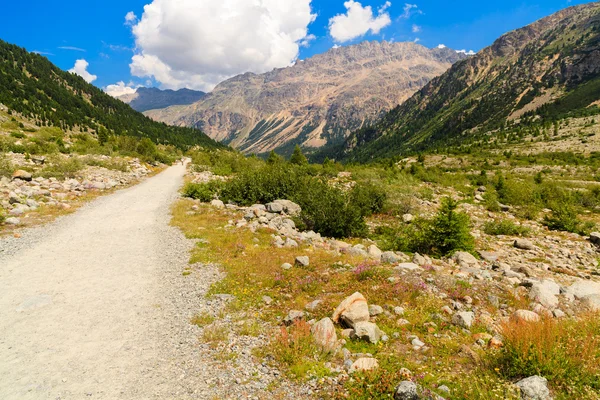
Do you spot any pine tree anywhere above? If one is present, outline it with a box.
[289,145,308,165]
[267,150,283,165]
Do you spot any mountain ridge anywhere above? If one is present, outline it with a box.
[117,87,206,113]
[145,41,467,155]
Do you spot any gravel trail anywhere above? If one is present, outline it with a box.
[0,164,218,399]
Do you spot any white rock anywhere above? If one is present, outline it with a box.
[452,311,475,329]
[349,357,379,374]
[332,292,370,329]
[515,376,552,400]
[311,317,338,353]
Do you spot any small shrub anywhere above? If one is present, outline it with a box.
[191,313,215,327]
[350,182,387,216]
[483,190,501,212]
[37,157,83,179]
[483,220,531,236]
[543,200,590,235]
[426,197,475,256]
[182,181,222,202]
[0,154,13,177]
[0,209,6,225]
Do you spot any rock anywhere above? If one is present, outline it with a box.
[452,311,475,329]
[529,280,560,309]
[515,376,552,400]
[311,317,338,353]
[411,338,425,348]
[369,304,384,316]
[381,251,402,264]
[349,357,379,374]
[514,239,535,251]
[4,217,20,225]
[12,170,32,181]
[284,238,298,248]
[294,256,310,268]
[8,192,22,205]
[395,263,422,272]
[402,214,414,223]
[367,245,383,259]
[452,251,479,269]
[332,292,370,328]
[512,310,541,323]
[394,306,405,316]
[266,202,284,214]
[581,294,600,311]
[210,199,225,208]
[589,232,600,245]
[305,299,322,311]
[412,253,428,266]
[283,310,306,326]
[567,280,600,299]
[353,321,383,344]
[281,263,292,270]
[394,381,419,400]
[262,296,273,305]
[272,200,302,216]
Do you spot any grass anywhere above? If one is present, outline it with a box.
[483,219,531,236]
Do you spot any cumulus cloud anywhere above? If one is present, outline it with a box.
[299,34,317,48]
[104,81,140,97]
[437,44,447,49]
[68,59,97,83]
[456,49,476,55]
[128,0,316,91]
[329,1,392,43]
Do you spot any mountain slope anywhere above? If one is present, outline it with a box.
[0,40,221,149]
[145,41,466,154]
[341,2,600,162]
[117,87,206,113]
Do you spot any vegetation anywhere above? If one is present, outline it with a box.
[0,39,223,150]
[483,220,531,237]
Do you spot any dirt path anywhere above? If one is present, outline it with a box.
[0,164,220,399]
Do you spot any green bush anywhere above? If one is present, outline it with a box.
[0,154,13,177]
[219,164,369,238]
[0,209,6,224]
[543,201,594,235]
[349,182,387,216]
[483,220,531,236]
[37,157,83,179]
[182,181,223,202]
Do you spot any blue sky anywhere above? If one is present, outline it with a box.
[0,0,589,94]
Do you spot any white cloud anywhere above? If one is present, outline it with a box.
[412,24,421,33]
[299,34,317,48]
[68,59,97,83]
[104,81,141,97]
[456,49,476,55]
[128,0,316,91]
[437,44,446,49]
[329,1,392,43]
[58,46,86,52]
[125,11,137,26]
[401,3,422,19]
[413,37,420,43]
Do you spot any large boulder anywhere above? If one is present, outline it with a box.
[332,292,370,328]
[294,256,310,268]
[353,321,384,344]
[367,245,383,259]
[311,317,338,353]
[581,294,600,311]
[452,251,479,269]
[515,376,552,400]
[272,200,302,216]
[567,280,600,300]
[589,232,600,245]
[529,280,560,309]
[381,251,402,264]
[514,239,535,251]
[511,310,541,323]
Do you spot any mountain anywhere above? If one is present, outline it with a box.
[145,41,466,155]
[117,87,206,113]
[340,2,600,162]
[0,40,221,149]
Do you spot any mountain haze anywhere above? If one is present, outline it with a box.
[341,2,600,161]
[145,41,466,154]
[117,87,206,113]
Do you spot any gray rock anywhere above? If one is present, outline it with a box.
[311,317,338,353]
[295,256,310,268]
[589,232,600,245]
[12,170,32,181]
[515,376,552,400]
[567,280,600,299]
[210,199,225,208]
[266,202,284,214]
[353,321,384,344]
[514,239,535,251]
[395,381,420,400]
[281,262,292,270]
[369,304,384,316]
[367,245,383,259]
[452,251,479,269]
[452,311,475,329]
[395,262,422,272]
[394,306,405,316]
[581,294,600,311]
[349,357,379,374]
[305,299,322,311]
[402,214,414,223]
[529,280,560,309]
[284,238,298,248]
[381,251,402,264]
[4,217,20,225]
[262,296,273,305]
[272,200,302,216]
[283,310,306,326]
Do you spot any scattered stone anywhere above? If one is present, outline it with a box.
[12,170,32,181]
[283,310,306,326]
[394,381,419,400]
[395,263,422,272]
[294,256,310,268]
[452,311,475,329]
[210,199,225,208]
[515,376,552,400]
[402,214,414,223]
[332,292,370,329]
[305,299,322,311]
[5,217,20,225]
[369,304,384,317]
[367,245,383,259]
[281,262,292,270]
[512,310,541,323]
[452,251,479,269]
[265,202,284,213]
[394,306,405,316]
[353,321,384,344]
[514,239,535,251]
[529,280,560,309]
[262,296,273,305]
[581,294,600,311]
[381,251,402,264]
[349,357,379,374]
[589,232,600,246]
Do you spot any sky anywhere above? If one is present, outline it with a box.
[0,0,590,96]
